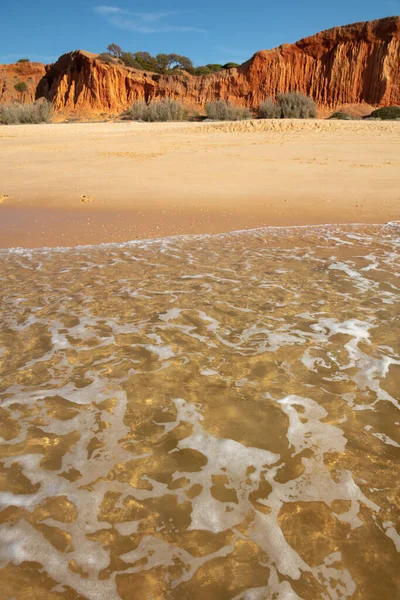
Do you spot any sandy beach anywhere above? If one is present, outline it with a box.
[0,118,399,247]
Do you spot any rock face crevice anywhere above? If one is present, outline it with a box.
[1,16,399,116]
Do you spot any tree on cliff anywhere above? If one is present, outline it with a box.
[168,54,194,72]
[155,53,171,74]
[107,43,122,58]
[116,50,195,74]
[134,52,158,71]
[104,44,234,76]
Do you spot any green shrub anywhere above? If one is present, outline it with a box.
[194,66,212,75]
[205,100,252,121]
[194,65,223,75]
[98,52,114,64]
[120,52,140,69]
[329,111,352,120]
[35,101,53,122]
[14,81,28,93]
[204,64,223,72]
[122,101,148,120]
[122,99,189,122]
[258,98,281,119]
[145,99,188,121]
[367,106,400,120]
[17,58,30,63]
[168,68,186,77]
[0,101,53,125]
[103,43,243,76]
[276,92,317,118]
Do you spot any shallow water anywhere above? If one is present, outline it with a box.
[0,223,399,599]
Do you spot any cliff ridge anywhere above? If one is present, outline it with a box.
[1,16,399,117]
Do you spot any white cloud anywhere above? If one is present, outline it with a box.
[94,5,206,33]
[94,5,121,15]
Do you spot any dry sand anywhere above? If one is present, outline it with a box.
[0,119,399,248]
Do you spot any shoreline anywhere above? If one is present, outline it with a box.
[1,220,398,253]
[0,204,396,250]
[1,119,399,248]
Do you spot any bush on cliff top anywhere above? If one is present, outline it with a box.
[367,106,400,120]
[205,100,252,121]
[98,52,114,64]
[0,101,53,125]
[122,99,189,122]
[103,44,240,76]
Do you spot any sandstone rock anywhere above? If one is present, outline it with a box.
[0,62,47,104]
[1,17,399,117]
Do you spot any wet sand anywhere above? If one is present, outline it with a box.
[0,119,399,247]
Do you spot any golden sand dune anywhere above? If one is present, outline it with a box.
[182,118,400,134]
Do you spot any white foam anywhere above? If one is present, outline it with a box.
[173,399,279,533]
[328,261,377,293]
[372,432,400,448]
[144,344,175,360]
[0,521,117,600]
[200,368,219,376]
[158,308,182,321]
[383,522,400,552]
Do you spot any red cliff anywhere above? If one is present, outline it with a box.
[1,16,399,117]
[0,62,46,104]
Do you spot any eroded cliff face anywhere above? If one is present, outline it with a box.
[1,16,399,117]
[244,17,400,108]
[0,62,46,104]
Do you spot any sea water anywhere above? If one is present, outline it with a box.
[0,223,399,599]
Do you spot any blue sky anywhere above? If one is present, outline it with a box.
[1,0,399,65]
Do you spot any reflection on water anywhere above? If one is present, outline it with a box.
[0,223,399,599]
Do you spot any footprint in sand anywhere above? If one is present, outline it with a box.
[80,195,94,204]
[0,194,10,204]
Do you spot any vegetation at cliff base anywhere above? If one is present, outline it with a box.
[205,101,252,120]
[258,93,317,119]
[121,94,320,123]
[329,111,353,120]
[277,92,317,118]
[122,99,188,122]
[0,101,53,124]
[367,106,400,120]
[101,44,239,76]
[258,98,282,118]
